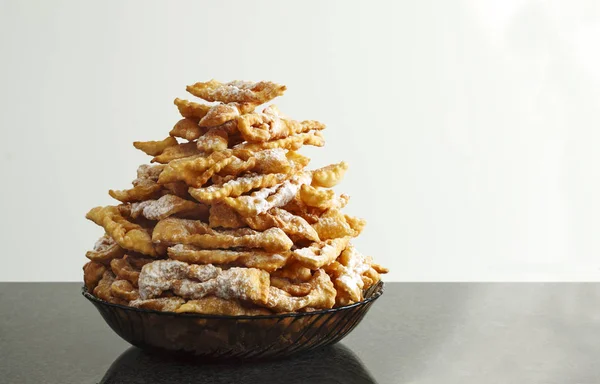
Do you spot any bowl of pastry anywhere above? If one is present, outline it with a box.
[82,79,388,360]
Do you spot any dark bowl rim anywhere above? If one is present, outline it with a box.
[82,280,384,320]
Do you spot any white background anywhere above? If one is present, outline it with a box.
[0,0,599,281]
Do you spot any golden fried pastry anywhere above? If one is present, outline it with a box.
[173,98,211,120]
[311,161,348,188]
[133,137,178,156]
[198,103,256,127]
[86,206,157,256]
[237,105,325,142]
[93,271,127,305]
[170,118,205,141]
[138,260,270,305]
[208,202,245,228]
[243,208,320,242]
[119,194,207,221]
[109,184,162,203]
[110,256,143,287]
[175,296,271,315]
[234,130,325,152]
[152,142,200,164]
[130,297,186,311]
[196,127,229,153]
[324,245,375,305]
[85,235,126,264]
[311,209,365,240]
[266,270,336,312]
[251,148,294,174]
[152,217,293,253]
[110,280,140,301]
[158,151,232,186]
[270,276,312,296]
[83,261,107,292]
[292,237,351,269]
[83,79,387,315]
[222,171,312,216]
[186,80,286,104]
[271,262,313,281]
[167,245,289,272]
[189,172,291,203]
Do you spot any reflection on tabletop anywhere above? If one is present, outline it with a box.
[99,344,377,384]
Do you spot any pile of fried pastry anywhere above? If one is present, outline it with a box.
[83,80,387,315]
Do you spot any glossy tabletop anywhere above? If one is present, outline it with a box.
[1,283,599,384]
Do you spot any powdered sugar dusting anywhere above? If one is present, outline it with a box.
[335,245,372,302]
[233,171,312,215]
[93,235,115,251]
[142,195,180,220]
[138,259,190,299]
[138,259,269,304]
[133,164,165,186]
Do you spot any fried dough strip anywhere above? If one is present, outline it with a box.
[194,156,236,187]
[189,172,290,203]
[217,157,256,179]
[281,196,323,224]
[196,127,229,153]
[222,172,311,216]
[174,98,211,120]
[186,80,286,104]
[266,270,336,312]
[312,209,365,240]
[169,118,205,141]
[299,185,335,209]
[168,244,289,272]
[292,236,351,269]
[372,263,390,274]
[208,202,244,228]
[109,184,162,203]
[152,217,293,252]
[210,148,298,180]
[83,261,107,292]
[119,195,207,221]
[244,208,320,242]
[138,260,271,305]
[133,164,165,186]
[158,184,188,202]
[86,206,157,256]
[249,148,292,174]
[198,103,255,128]
[152,142,201,164]
[271,262,312,281]
[176,296,271,315]
[110,257,141,286]
[312,161,349,188]
[130,297,185,312]
[234,131,324,152]
[85,235,126,263]
[158,151,231,186]
[237,105,325,142]
[285,150,311,170]
[325,245,375,304]
[93,271,127,305]
[344,214,367,235]
[270,276,312,296]
[296,187,351,211]
[133,137,178,156]
[110,280,139,301]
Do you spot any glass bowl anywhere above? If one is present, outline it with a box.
[82,281,383,361]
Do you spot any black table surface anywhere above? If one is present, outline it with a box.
[1,283,599,384]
